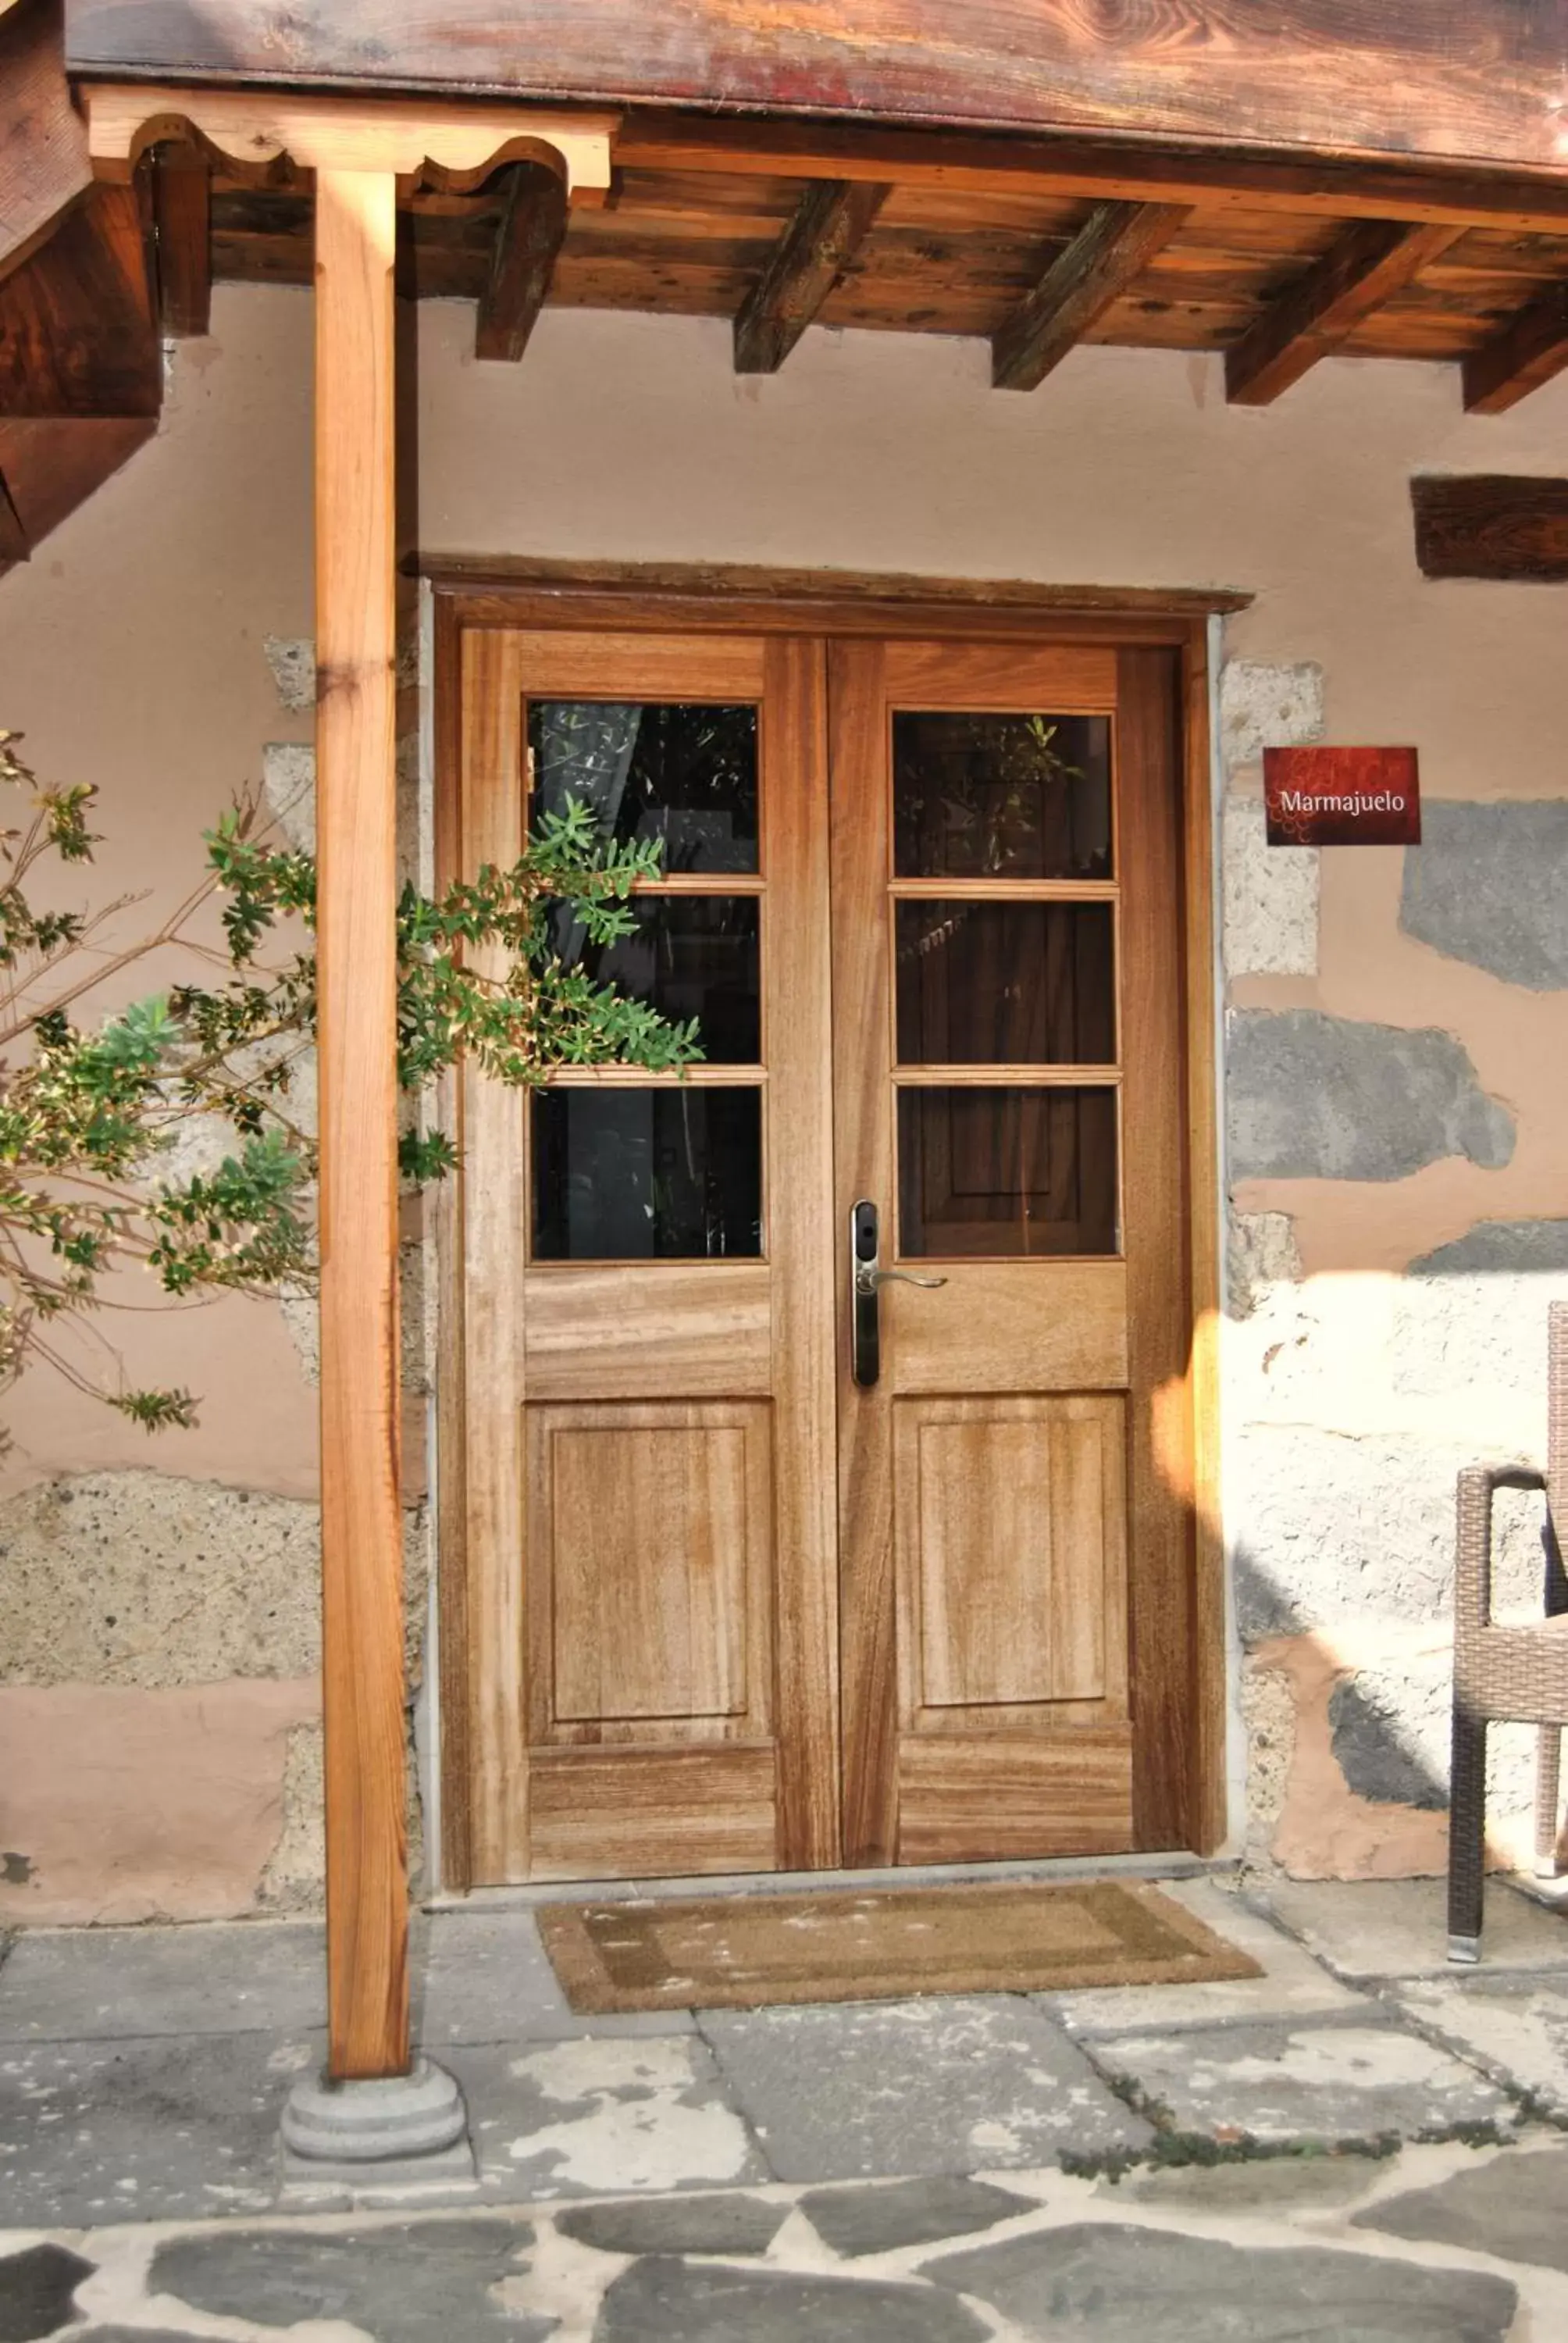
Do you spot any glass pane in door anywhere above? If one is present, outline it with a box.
[893,711,1112,879]
[897,1084,1119,1258]
[529,701,759,872]
[895,900,1115,1065]
[545,895,762,1063]
[533,1086,764,1261]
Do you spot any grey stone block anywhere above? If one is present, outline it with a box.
[444,2034,767,2199]
[1401,801,1568,991]
[0,2243,94,2342]
[1395,1977,1568,2117]
[593,2258,989,2343]
[555,2193,788,2256]
[1094,2014,1515,2146]
[925,2223,1517,2341]
[151,2220,546,2341]
[700,1997,1149,2182]
[1251,1877,1568,1983]
[1227,1009,1513,1182]
[0,1918,327,2045]
[800,2177,1032,2257]
[0,2031,308,2224]
[1410,1218,1568,1276]
[1353,2145,1568,2273]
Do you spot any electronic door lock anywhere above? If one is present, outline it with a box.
[850,1199,946,1386]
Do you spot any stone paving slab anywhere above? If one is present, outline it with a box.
[1044,1877,1367,2036]
[445,2034,768,2200]
[1395,1974,1568,2119]
[554,2193,787,2256]
[593,2256,991,2342]
[1352,2141,1568,2276]
[0,2031,316,2227]
[0,1923,326,2043]
[924,2220,1520,2342]
[147,2216,554,2341]
[1090,2013,1517,2147]
[1095,2152,1388,2214]
[0,2241,94,2341]
[419,1910,697,2046]
[9,2144,1568,2342]
[1249,1876,1568,1982]
[699,1996,1151,2181]
[799,2176,1034,2257]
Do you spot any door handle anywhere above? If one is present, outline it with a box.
[850,1198,947,1388]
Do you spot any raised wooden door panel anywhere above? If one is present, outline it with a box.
[526,1400,773,1742]
[832,637,1188,1865]
[457,627,838,1881]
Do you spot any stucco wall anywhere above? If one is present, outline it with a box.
[3,283,1568,1917]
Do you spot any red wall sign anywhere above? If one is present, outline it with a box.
[1263,747,1420,846]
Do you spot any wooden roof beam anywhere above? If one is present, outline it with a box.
[475,161,567,362]
[733,178,890,374]
[150,141,211,337]
[1463,287,1568,415]
[615,115,1568,241]
[992,201,1189,393]
[1225,219,1462,405]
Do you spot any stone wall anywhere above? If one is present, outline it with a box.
[2,284,1567,1914]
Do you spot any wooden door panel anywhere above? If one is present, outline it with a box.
[524,1263,772,1400]
[897,1731,1135,1863]
[528,1400,772,1742]
[895,1395,1128,1721]
[527,1744,777,1878]
[886,1262,1127,1391]
[884,640,1118,708]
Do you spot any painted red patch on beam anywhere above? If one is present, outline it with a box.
[1263,747,1420,846]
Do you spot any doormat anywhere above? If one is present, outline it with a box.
[536,1878,1263,2012]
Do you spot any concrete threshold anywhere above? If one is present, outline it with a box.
[424,1846,1237,1914]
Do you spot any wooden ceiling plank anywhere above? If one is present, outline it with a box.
[992,200,1189,391]
[1462,286,1568,414]
[733,177,890,373]
[474,161,568,361]
[151,140,211,336]
[615,115,1568,241]
[1225,218,1462,404]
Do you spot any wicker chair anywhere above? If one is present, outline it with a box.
[1448,1300,1568,1961]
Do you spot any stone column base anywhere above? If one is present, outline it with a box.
[280,2056,477,2201]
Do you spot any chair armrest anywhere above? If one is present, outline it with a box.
[1456,1463,1548,1633]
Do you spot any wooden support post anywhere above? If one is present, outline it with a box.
[151,141,212,337]
[314,163,408,2084]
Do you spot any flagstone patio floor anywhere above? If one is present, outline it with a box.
[4,1867,1568,2338]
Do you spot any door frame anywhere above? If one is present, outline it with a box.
[428,559,1231,1888]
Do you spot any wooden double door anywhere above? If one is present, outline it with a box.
[448,614,1200,1882]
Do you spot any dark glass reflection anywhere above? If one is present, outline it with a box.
[896,901,1114,1066]
[533,1087,763,1261]
[897,1085,1118,1258]
[545,896,761,1064]
[893,712,1112,879]
[529,701,758,873]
